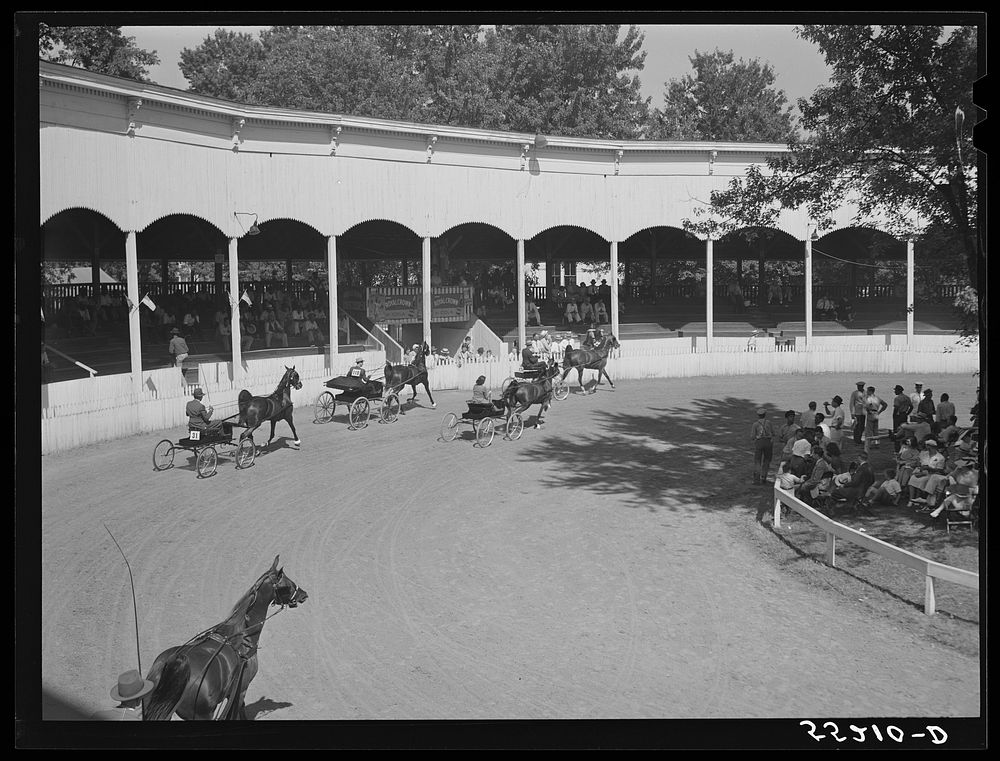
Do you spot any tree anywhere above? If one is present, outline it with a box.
[648,49,796,142]
[38,24,159,82]
[177,29,265,103]
[693,25,980,303]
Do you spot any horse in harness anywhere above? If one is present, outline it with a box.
[561,333,620,393]
[238,366,303,449]
[142,555,308,720]
[502,358,561,428]
[384,342,436,409]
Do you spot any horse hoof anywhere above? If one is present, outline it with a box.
[431,403,437,409]
[293,440,301,446]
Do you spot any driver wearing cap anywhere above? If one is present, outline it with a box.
[347,357,370,383]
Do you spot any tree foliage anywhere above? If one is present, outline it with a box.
[648,49,796,142]
[38,24,159,82]
[693,25,980,299]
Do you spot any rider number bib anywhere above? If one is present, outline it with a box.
[189,430,201,441]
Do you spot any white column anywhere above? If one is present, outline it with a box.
[610,241,620,340]
[805,238,813,349]
[327,235,338,359]
[559,262,565,287]
[516,239,526,355]
[705,238,714,351]
[422,237,432,349]
[906,239,915,343]
[228,237,243,384]
[125,231,142,394]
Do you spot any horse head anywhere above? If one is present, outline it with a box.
[267,555,308,608]
[283,365,303,391]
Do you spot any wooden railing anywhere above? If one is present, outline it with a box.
[772,486,978,615]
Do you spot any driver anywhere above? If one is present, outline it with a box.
[521,339,545,372]
[187,388,227,435]
[469,374,493,410]
[346,357,371,390]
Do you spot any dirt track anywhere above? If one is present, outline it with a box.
[40,373,980,721]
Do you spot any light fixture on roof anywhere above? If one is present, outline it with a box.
[234,212,261,236]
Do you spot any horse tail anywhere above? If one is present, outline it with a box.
[238,389,252,417]
[143,652,190,721]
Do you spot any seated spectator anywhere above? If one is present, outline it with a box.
[823,442,845,476]
[475,302,490,319]
[594,300,609,324]
[564,300,581,324]
[796,445,832,503]
[303,313,324,346]
[775,461,804,492]
[895,412,933,443]
[895,436,921,488]
[832,461,858,490]
[829,451,875,504]
[525,298,542,327]
[240,317,256,351]
[264,315,289,348]
[906,439,947,506]
[217,315,231,347]
[937,415,961,447]
[578,299,594,324]
[927,465,979,519]
[786,436,813,478]
[861,468,903,508]
[289,304,306,336]
[182,309,201,339]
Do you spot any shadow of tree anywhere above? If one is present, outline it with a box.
[244,696,293,720]
[519,395,778,514]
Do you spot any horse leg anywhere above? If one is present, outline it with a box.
[267,419,277,447]
[423,379,436,408]
[575,367,586,394]
[536,400,550,428]
[601,366,615,388]
[284,410,301,446]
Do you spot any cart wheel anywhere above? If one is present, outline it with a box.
[382,393,401,423]
[475,416,496,448]
[553,377,570,402]
[196,446,218,478]
[440,412,460,442]
[153,439,175,471]
[314,391,336,423]
[349,397,370,430]
[236,437,256,469]
[506,412,524,441]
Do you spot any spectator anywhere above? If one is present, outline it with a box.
[927,465,979,519]
[218,314,231,347]
[767,279,784,306]
[41,341,52,383]
[916,388,936,420]
[937,415,962,447]
[836,296,855,323]
[775,460,804,491]
[829,451,876,505]
[750,407,774,485]
[895,411,933,444]
[970,387,980,427]
[303,312,324,346]
[909,383,925,419]
[864,385,887,447]
[890,384,913,452]
[895,436,921,488]
[578,298,594,325]
[599,279,611,310]
[594,300,609,324]
[564,299,581,325]
[849,381,867,445]
[823,442,845,475]
[906,439,947,506]
[535,331,552,357]
[168,327,189,369]
[822,396,847,446]
[525,297,542,327]
[726,281,743,311]
[801,402,821,435]
[90,669,157,721]
[787,436,813,477]
[240,317,256,351]
[264,314,288,348]
[935,392,956,426]
[508,341,519,361]
[861,468,903,508]
[777,410,801,456]
[796,444,832,502]
[290,303,306,336]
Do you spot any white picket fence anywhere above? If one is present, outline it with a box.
[40,336,979,454]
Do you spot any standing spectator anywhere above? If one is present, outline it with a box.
[801,402,821,435]
[726,281,743,311]
[917,388,936,421]
[217,313,231,348]
[822,396,846,446]
[90,669,156,721]
[935,392,955,426]
[508,341,519,361]
[41,341,53,383]
[864,386,888,447]
[750,407,774,485]
[891,385,913,452]
[289,303,306,337]
[781,279,793,306]
[599,279,611,311]
[909,383,925,419]
[767,278,784,305]
[849,381,867,445]
[168,327,189,369]
[777,410,801,455]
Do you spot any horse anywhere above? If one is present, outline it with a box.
[502,358,560,428]
[384,342,436,409]
[238,365,303,449]
[561,333,620,394]
[142,555,308,721]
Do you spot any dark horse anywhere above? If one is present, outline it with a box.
[142,555,308,720]
[561,334,620,394]
[238,365,303,449]
[384,342,435,409]
[502,358,560,428]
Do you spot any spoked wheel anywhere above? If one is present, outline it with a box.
[196,446,218,478]
[506,412,524,441]
[235,437,256,469]
[475,416,496,448]
[380,393,401,423]
[153,439,175,471]
[314,391,336,423]
[440,412,460,442]
[348,397,371,430]
[552,377,570,402]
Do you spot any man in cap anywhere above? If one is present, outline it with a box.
[891,384,913,452]
[909,383,925,420]
[347,357,370,386]
[186,387,227,436]
[90,669,157,721]
[521,336,544,372]
[750,407,774,485]
[168,326,190,369]
[777,410,801,456]
[849,381,867,445]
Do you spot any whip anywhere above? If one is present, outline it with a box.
[104,523,142,675]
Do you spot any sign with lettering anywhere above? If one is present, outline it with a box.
[366,287,472,324]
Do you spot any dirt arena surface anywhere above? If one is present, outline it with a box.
[39,372,981,725]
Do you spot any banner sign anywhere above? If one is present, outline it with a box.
[366,287,472,324]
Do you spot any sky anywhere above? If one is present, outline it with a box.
[120,23,834,108]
